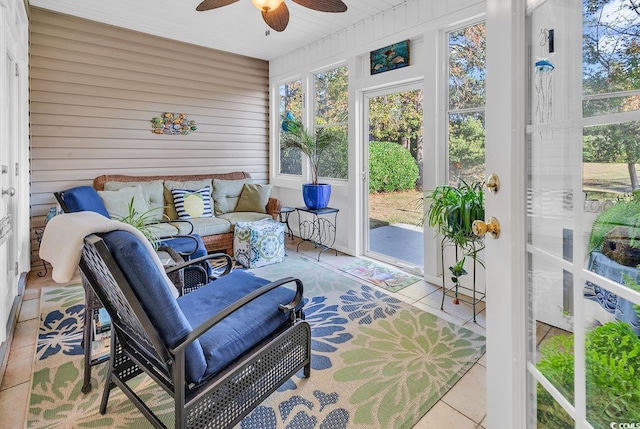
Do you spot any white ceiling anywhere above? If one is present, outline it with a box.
[28,0,409,61]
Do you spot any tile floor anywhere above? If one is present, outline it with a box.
[0,238,488,429]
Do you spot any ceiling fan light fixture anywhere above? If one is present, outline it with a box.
[251,0,284,12]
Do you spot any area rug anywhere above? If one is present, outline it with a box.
[338,259,421,292]
[27,254,485,429]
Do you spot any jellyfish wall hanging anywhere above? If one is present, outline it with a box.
[535,28,555,129]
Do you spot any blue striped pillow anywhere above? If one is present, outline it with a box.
[171,186,213,219]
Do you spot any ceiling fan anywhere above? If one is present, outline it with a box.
[196,0,348,33]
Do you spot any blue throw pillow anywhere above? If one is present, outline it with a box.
[171,186,213,219]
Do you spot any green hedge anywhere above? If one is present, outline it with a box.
[369,141,419,193]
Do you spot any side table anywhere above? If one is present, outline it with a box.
[278,207,295,240]
[295,207,339,261]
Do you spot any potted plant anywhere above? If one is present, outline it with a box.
[422,179,485,302]
[281,117,340,209]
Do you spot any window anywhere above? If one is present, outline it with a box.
[447,22,486,185]
[279,79,302,176]
[314,65,349,180]
[582,0,640,201]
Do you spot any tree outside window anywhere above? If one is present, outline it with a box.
[314,65,349,180]
[583,0,640,199]
[279,80,302,176]
[448,22,486,185]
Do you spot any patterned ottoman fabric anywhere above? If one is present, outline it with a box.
[234,219,285,268]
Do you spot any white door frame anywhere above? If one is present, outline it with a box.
[484,0,528,427]
[361,81,424,275]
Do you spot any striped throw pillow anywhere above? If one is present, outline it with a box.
[171,186,213,219]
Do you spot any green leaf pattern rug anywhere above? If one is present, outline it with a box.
[27,254,485,428]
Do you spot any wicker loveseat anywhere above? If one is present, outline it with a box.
[93,172,281,255]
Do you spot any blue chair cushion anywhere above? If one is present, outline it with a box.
[101,230,207,383]
[177,270,299,381]
[63,186,110,217]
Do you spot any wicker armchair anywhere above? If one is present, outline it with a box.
[80,230,311,428]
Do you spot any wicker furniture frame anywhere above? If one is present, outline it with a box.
[79,234,311,429]
[93,172,282,255]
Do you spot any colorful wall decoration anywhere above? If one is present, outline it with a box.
[370,40,410,75]
[151,113,197,135]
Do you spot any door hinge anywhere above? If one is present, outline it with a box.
[15,63,19,77]
[15,162,18,176]
[15,262,18,275]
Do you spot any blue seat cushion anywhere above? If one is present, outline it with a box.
[159,234,207,259]
[177,270,298,381]
[100,230,207,383]
[63,186,110,217]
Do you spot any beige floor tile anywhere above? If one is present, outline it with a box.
[17,299,39,322]
[0,381,29,429]
[476,414,487,428]
[0,344,35,389]
[419,289,485,324]
[397,280,440,302]
[536,321,552,346]
[477,352,486,368]
[23,287,41,301]
[414,401,478,429]
[442,363,487,424]
[10,319,38,350]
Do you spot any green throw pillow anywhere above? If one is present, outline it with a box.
[98,185,150,221]
[234,183,272,213]
[212,178,253,215]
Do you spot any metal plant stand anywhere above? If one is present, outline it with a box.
[440,237,485,322]
[295,207,338,261]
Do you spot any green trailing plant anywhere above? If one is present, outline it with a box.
[422,179,485,249]
[536,321,640,428]
[420,179,485,290]
[117,198,164,249]
[587,190,640,255]
[280,119,342,185]
[368,141,419,193]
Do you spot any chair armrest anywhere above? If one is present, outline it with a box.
[171,277,304,353]
[164,252,232,277]
[157,234,199,258]
[266,197,282,220]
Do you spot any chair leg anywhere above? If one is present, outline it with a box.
[100,335,117,414]
[82,305,93,393]
[303,362,311,378]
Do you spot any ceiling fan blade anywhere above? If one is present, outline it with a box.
[291,0,347,13]
[262,2,289,32]
[196,0,239,12]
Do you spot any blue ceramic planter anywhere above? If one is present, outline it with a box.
[302,183,331,209]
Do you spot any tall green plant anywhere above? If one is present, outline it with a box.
[281,119,342,185]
